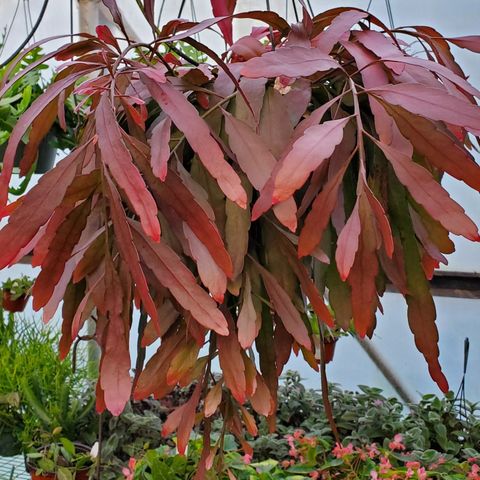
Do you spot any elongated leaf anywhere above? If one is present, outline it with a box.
[368,84,480,134]
[103,170,159,327]
[0,143,89,268]
[313,10,367,53]
[204,381,223,418]
[241,46,339,78]
[183,223,227,302]
[33,198,92,310]
[162,381,203,455]
[211,0,236,45]
[0,70,95,208]
[130,221,229,335]
[298,157,351,257]
[218,316,247,404]
[237,273,260,349]
[255,262,311,349]
[448,35,480,53]
[374,139,480,241]
[140,74,246,208]
[380,101,480,191]
[96,94,161,241]
[149,117,171,181]
[336,199,361,281]
[272,117,350,204]
[100,260,131,416]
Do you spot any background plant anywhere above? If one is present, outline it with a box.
[0,0,479,474]
[0,311,96,454]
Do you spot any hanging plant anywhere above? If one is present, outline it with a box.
[0,0,479,466]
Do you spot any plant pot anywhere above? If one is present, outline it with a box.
[2,290,29,312]
[323,339,337,364]
[25,443,92,480]
[0,134,57,174]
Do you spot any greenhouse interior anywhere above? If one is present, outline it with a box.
[0,0,479,478]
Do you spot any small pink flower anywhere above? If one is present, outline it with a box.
[388,434,406,451]
[293,429,304,439]
[370,471,379,480]
[122,457,136,480]
[310,471,320,479]
[243,453,253,464]
[417,467,427,480]
[470,458,479,464]
[281,460,291,469]
[406,468,414,478]
[406,461,420,470]
[332,442,354,459]
[468,464,480,479]
[379,456,392,474]
[366,443,380,458]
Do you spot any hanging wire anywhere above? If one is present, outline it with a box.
[266,0,276,50]
[0,0,22,57]
[305,0,315,17]
[385,0,395,29]
[70,0,74,43]
[22,1,30,44]
[157,0,167,27]
[366,0,373,12]
[291,0,299,22]
[0,0,49,68]
[177,0,187,18]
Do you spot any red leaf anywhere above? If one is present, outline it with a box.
[183,223,227,302]
[241,46,339,79]
[96,94,161,241]
[223,110,297,230]
[149,117,171,181]
[141,300,178,347]
[33,199,92,310]
[162,381,203,455]
[130,220,229,335]
[336,199,361,281]
[271,117,350,204]
[218,316,247,404]
[127,136,234,277]
[298,155,352,257]
[313,10,368,53]
[368,84,480,134]
[204,381,223,418]
[374,140,480,241]
[250,373,275,416]
[0,143,87,268]
[448,35,480,53]
[380,102,480,192]
[237,272,260,349]
[103,170,159,328]
[0,70,95,208]
[96,25,120,51]
[211,0,236,45]
[143,0,155,28]
[140,74,247,208]
[100,261,131,416]
[256,262,311,349]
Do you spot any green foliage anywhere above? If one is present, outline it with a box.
[1,275,33,300]
[253,371,480,460]
[0,312,96,455]
[26,437,95,479]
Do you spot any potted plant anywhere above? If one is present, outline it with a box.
[1,275,33,312]
[0,1,480,474]
[25,436,95,480]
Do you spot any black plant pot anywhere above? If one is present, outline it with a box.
[0,134,57,174]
